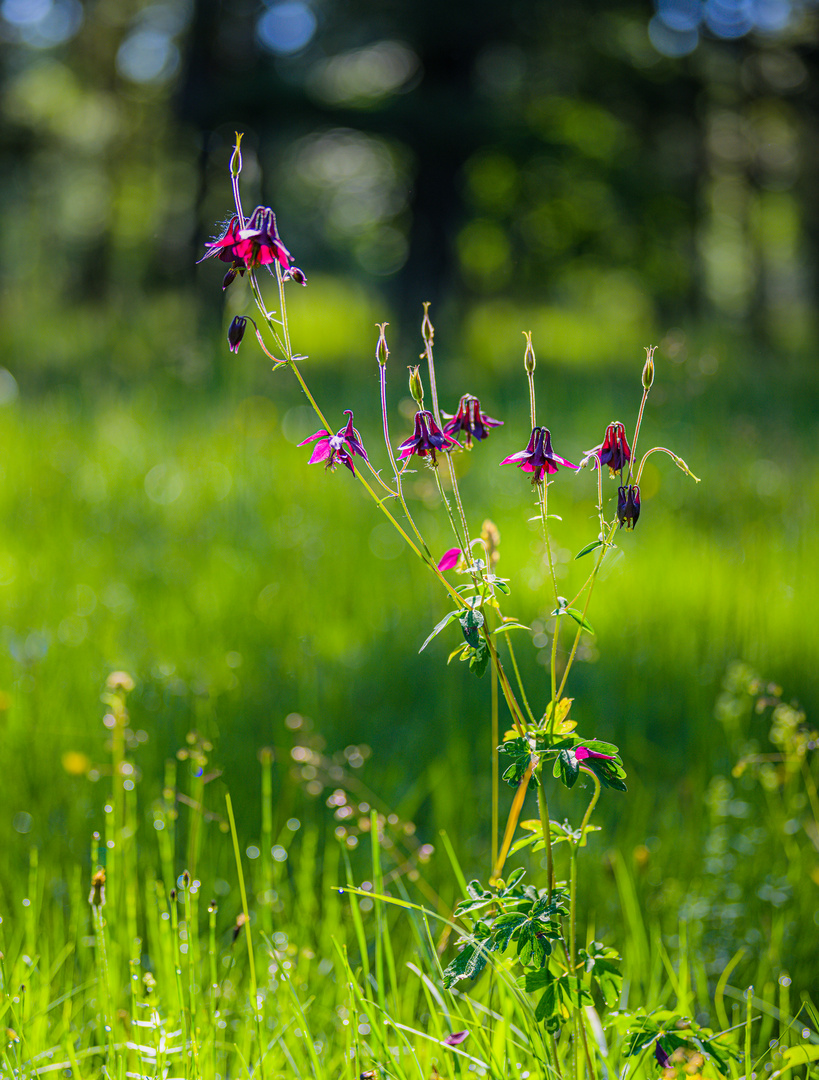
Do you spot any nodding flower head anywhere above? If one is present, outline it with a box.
[443,395,503,448]
[235,206,292,271]
[583,422,631,477]
[199,207,306,283]
[617,484,640,529]
[501,427,578,483]
[298,410,368,475]
[398,410,459,464]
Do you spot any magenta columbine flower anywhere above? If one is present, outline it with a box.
[234,206,294,272]
[227,315,248,353]
[617,484,640,529]
[442,395,503,448]
[198,207,306,283]
[501,427,578,483]
[574,745,617,762]
[299,411,368,475]
[584,422,631,476]
[398,411,459,464]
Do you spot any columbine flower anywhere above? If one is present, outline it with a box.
[299,410,368,475]
[443,394,503,448]
[234,206,295,272]
[227,315,248,353]
[582,422,631,476]
[574,745,617,762]
[501,427,578,483]
[617,484,640,529]
[398,411,459,464]
[198,207,306,283]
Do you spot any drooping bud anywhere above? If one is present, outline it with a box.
[642,345,655,390]
[408,365,424,406]
[375,323,389,367]
[523,331,536,374]
[421,302,434,349]
[222,267,238,291]
[227,315,248,353]
[230,132,243,178]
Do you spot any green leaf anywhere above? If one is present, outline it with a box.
[521,968,553,992]
[565,608,595,635]
[499,738,536,788]
[419,610,460,653]
[468,641,490,678]
[459,608,485,648]
[559,975,594,1008]
[535,981,558,1022]
[575,539,604,559]
[501,867,526,892]
[491,622,529,635]
[553,748,580,789]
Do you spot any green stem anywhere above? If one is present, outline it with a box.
[491,660,499,875]
[536,773,555,902]
[226,793,266,1080]
[504,631,536,725]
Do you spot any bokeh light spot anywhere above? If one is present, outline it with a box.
[257,1,316,56]
[649,14,699,56]
[117,29,180,83]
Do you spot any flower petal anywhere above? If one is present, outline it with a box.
[444,1031,469,1046]
[298,430,330,446]
[438,548,462,572]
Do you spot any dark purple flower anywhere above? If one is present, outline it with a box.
[443,394,503,448]
[617,485,640,529]
[299,410,368,475]
[501,427,578,483]
[574,745,617,762]
[398,411,459,464]
[585,422,631,477]
[227,316,248,353]
[654,1040,672,1069]
[234,206,293,272]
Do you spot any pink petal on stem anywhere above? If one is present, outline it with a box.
[444,1031,469,1046]
[307,441,332,464]
[438,548,462,572]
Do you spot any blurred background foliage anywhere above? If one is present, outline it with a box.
[1,0,818,983]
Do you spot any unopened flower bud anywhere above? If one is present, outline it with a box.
[230,133,243,178]
[222,267,238,291]
[642,345,655,390]
[375,323,389,367]
[227,315,248,353]
[408,365,424,406]
[523,332,536,374]
[284,266,307,285]
[421,302,434,348]
[88,869,106,908]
